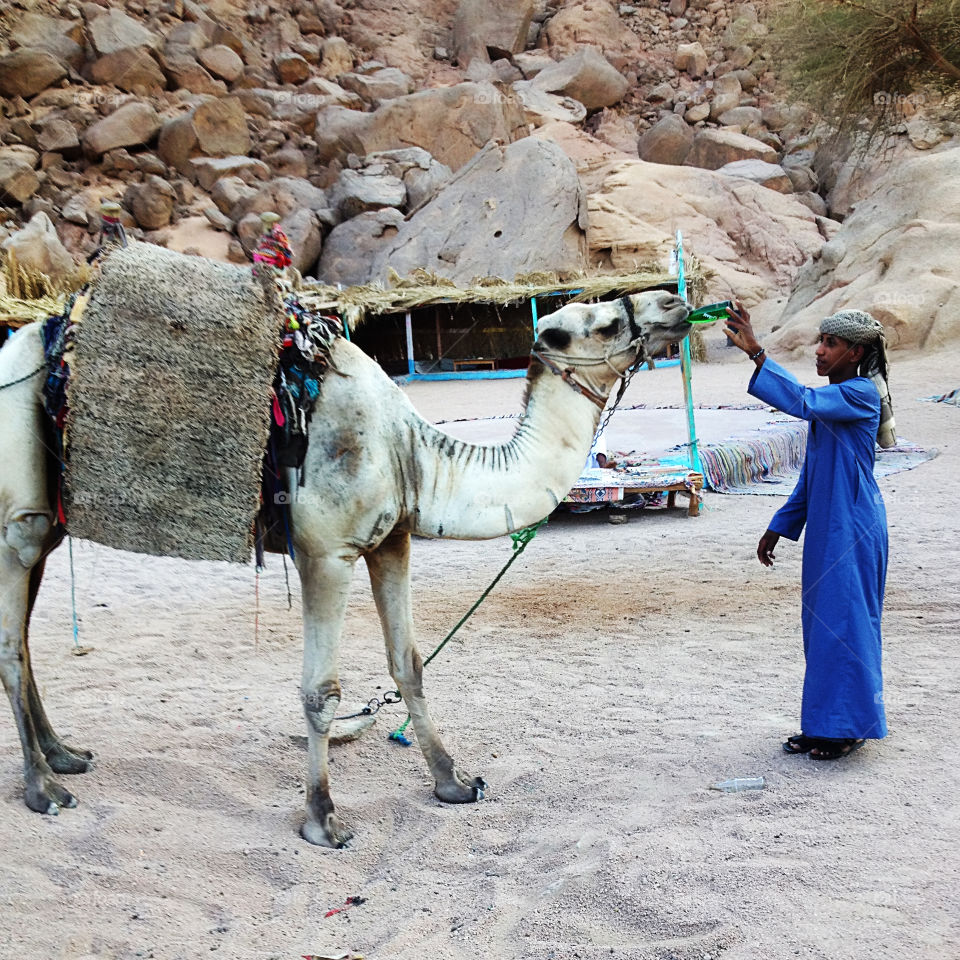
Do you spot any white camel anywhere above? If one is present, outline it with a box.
[0,289,690,847]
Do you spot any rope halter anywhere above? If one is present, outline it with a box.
[530,295,649,410]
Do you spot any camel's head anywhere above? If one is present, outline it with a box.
[532,290,691,382]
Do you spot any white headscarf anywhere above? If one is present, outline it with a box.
[820,310,896,448]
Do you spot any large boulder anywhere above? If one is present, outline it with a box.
[715,159,792,193]
[158,45,227,95]
[529,47,628,111]
[313,82,528,170]
[685,128,778,170]
[362,147,453,211]
[158,98,252,177]
[88,9,161,56]
[327,168,406,220]
[587,160,824,305]
[771,148,960,352]
[278,207,323,274]
[88,47,167,92]
[83,102,163,157]
[674,41,707,78]
[198,45,244,84]
[368,138,588,284]
[319,37,353,78]
[1,212,75,278]
[36,118,81,156]
[316,208,406,286]
[0,48,68,99]
[0,156,40,203]
[338,68,414,103]
[228,176,329,224]
[453,0,535,64]
[542,0,645,73]
[124,175,176,230]
[512,81,587,126]
[190,156,270,191]
[273,52,311,85]
[638,115,694,165]
[10,13,84,71]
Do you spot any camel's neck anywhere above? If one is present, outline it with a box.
[406,366,606,539]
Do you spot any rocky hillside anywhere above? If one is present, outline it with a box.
[0,0,957,349]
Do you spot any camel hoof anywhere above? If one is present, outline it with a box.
[25,777,77,816]
[46,743,95,775]
[435,773,487,804]
[300,813,354,849]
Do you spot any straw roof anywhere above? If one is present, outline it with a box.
[0,250,708,332]
[295,266,707,329]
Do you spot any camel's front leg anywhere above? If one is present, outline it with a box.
[296,550,357,848]
[366,533,486,804]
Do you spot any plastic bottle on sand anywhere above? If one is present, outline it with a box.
[710,776,765,792]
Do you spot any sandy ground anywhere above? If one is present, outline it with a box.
[1,338,959,960]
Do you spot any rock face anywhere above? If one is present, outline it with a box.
[453,0,535,64]
[530,48,629,111]
[313,82,528,170]
[368,138,588,284]
[1,212,75,278]
[685,128,778,170]
[0,49,68,99]
[317,208,406,286]
[83,102,163,157]
[772,149,960,352]
[158,98,252,176]
[588,160,824,304]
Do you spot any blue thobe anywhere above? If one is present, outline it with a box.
[748,358,888,740]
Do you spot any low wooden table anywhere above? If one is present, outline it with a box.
[452,358,496,371]
[564,471,704,517]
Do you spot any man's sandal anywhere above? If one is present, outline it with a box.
[782,734,818,754]
[809,738,866,760]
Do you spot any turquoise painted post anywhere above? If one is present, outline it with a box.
[405,310,415,376]
[676,230,702,473]
[531,296,539,337]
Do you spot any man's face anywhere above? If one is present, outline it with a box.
[815,333,862,378]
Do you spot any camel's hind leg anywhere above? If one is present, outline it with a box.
[366,532,485,804]
[296,549,357,848]
[23,558,95,775]
[0,526,79,814]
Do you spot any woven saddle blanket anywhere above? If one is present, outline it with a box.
[57,243,282,564]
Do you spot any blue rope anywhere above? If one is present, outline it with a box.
[68,536,79,649]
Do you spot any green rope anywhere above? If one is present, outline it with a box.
[389,517,548,744]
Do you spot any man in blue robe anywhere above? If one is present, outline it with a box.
[724,305,894,760]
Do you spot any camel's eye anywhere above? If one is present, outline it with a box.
[539,327,571,350]
[596,320,619,339]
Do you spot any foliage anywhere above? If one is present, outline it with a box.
[765,0,960,140]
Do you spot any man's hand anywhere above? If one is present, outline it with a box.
[723,300,763,361]
[758,529,780,566]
